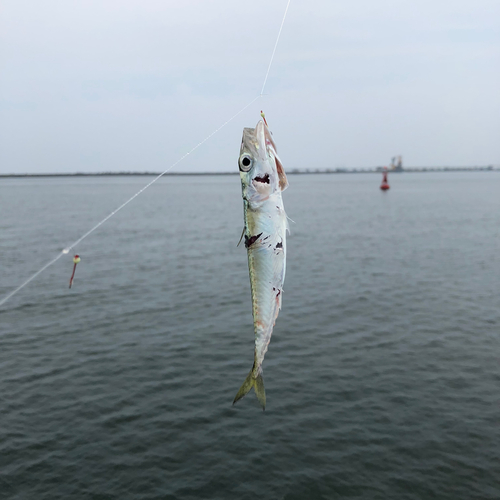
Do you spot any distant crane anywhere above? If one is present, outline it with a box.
[390,155,403,172]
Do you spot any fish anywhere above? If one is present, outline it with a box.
[233,115,289,410]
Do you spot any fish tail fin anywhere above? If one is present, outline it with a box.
[233,364,266,410]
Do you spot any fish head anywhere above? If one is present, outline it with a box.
[238,119,288,203]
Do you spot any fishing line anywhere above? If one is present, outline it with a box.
[61,95,260,254]
[261,0,291,96]
[0,253,67,307]
[0,0,292,308]
[0,95,259,308]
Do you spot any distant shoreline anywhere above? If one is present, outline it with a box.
[0,167,497,178]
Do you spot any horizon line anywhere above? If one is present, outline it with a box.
[0,166,498,178]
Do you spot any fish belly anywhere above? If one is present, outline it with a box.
[246,194,287,371]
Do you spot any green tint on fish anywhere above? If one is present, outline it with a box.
[233,117,289,410]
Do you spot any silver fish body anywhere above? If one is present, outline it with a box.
[233,118,288,409]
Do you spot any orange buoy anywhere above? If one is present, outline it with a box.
[380,169,390,190]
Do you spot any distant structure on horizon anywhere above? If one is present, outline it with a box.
[390,156,403,172]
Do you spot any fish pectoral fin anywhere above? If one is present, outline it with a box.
[233,365,266,410]
[236,227,246,247]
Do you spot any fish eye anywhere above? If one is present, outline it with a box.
[239,154,253,172]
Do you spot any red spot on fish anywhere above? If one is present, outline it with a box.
[254,174,270,184]
[245,233,263,248]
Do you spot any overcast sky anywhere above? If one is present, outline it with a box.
[1,0,499,173]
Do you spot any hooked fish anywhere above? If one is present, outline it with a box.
[233,115,289,410]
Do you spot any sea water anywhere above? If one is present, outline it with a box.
[1,172,499,499]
